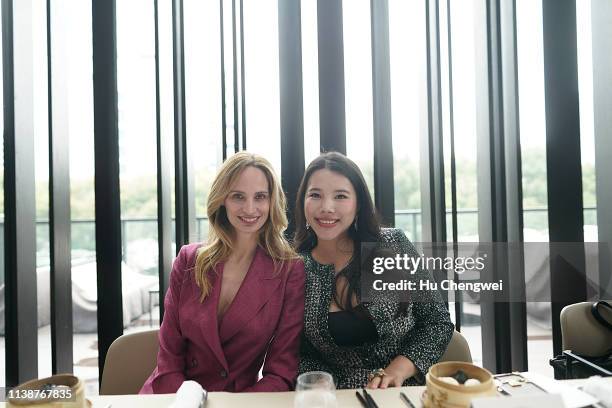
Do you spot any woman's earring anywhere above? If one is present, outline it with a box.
[306,222,311,230]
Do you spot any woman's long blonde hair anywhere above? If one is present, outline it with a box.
[194,151,297,302]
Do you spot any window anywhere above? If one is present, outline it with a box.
[516,0,556,377]
[302,0,320,165]
[344,0,374,194]
[243,0,282,171]
[65,0,98,393]
[449,0,482,366]
[389,0,426,241]
[32,0,52,379]
[184,0,223,241]
[576,0,597,241]
[117,0,161,344]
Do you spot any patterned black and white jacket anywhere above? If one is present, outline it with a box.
[298,228,454,389]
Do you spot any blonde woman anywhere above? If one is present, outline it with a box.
[141,152,305,393]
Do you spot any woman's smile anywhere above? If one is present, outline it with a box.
[238,215,261,225]
[314,217,340,228]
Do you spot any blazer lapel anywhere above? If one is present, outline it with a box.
[218,246,282,342]
[199,263,229,371]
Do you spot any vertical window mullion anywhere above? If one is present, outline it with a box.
[154,0,173,318]
[279,0,305,237]
[499,0,527,372]
[542,0,586,356]
[2,0,39,387]
[317,0,346,153]
[172,0,195,247]
[441,0,462,331]
[476,0,526,373]
[371,0,395,227]
[48,0,73,375]
[231,0,239,152]
[92,0,123,379]
[420,0,446,246]
[238,0,246,149]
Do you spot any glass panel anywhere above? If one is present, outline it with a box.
[343,0,374,194]
[516,0,552,377]
[157,0,176,253]
[243,0,281,171]
[66,0,98,394]
[449,0,482,366]
[302,0,320,165]
[117,0,160,346]
[184,0,222,243]
[222,0,236,157]
[576,0,597,245]
[32,0,52,379]
[576,0,601,334]
[389,0,425,241]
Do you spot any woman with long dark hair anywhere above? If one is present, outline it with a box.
[295,152,453,389]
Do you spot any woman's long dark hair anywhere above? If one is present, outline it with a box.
[294,152,383,312]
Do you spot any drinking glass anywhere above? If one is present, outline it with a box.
[294,371,337,408]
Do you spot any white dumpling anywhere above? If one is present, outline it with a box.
[439,377,460,385]
[464,378,481,386]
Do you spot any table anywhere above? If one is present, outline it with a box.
[84,376,612,408]
[3,376,610,408]
[91,386,424,408]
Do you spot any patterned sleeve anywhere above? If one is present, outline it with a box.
[388,229,454,378]
[298,335,332,375]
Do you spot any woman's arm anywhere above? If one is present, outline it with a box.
[141,246,190,394]
[395,230,454,376]
[368,305,453,389]
[369,229,454,388]
[243,260,306,392]
[389,298,453,386]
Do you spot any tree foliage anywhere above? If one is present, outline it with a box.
[0,148,599,220]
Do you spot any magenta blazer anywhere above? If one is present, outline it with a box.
[140,243,305,393]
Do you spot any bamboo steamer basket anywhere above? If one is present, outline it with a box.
[423,362,498,408]
[7,374,91,408]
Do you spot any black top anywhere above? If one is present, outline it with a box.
[328,306,378,347]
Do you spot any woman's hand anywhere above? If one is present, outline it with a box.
[366,356,417,389]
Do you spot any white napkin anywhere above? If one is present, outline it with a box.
[472,394,565,408]
[169,380,207,408]
[521,372,598,408]
[581,376,612,408]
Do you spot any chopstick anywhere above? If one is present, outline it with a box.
[400,391,416,408]
[362,389,379,408]
[355,391,369,408]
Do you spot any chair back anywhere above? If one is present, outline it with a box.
[561,301,612,357]
[100,329,160,395]
[440,330,472,363]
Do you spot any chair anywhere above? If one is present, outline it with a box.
[100,329,160,395]
[560,301,612,357]
[439,330,472,363]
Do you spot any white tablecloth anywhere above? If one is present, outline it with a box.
[90,386,425,408]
